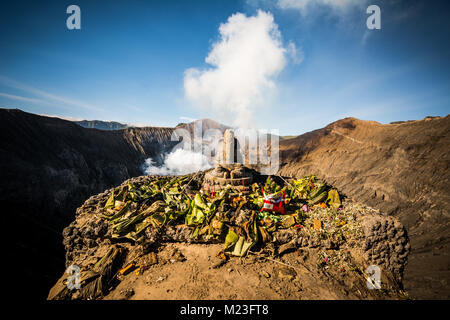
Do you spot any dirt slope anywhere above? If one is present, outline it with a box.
[103,243,402,300]
[278,116,450,299]
[176,118,230,134]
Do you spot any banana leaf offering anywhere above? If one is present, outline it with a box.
[99,173,342,255]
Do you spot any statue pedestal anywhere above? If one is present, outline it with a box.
[202,163,254,194]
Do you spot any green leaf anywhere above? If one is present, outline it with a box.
[326,189,341,209]
[223,229,239,250]
[105,193,115,208]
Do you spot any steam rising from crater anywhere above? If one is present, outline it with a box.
[142,148,213,176]
[184,10,292,128]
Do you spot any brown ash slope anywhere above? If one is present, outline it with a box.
[278,115,450,299]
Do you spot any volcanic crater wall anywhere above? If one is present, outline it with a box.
[0,109,176,299]
[278,116,450,299]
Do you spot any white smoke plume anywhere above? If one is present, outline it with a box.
[143,148,213,176]
[184,10,291,128]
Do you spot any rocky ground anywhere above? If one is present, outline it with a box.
[48,174,410,300]
[103,243,403,300]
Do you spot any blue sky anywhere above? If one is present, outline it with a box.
[0,0,449,135]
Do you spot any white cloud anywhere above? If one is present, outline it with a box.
[122,122,147,127]
[277,0,368,15]
[0,76,103,112]
[0,92,50,106]
[39,114,84,121]
[179,116,197,122]
[184,10,292,128]
[143,148,213,176]
[361,29,372,45]
[287,41,304,64]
